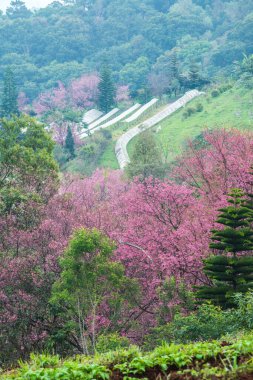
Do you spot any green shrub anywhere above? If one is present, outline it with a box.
[196,103,204,112]
[211,89,220,97]
[2,334,253,379]
[218,83,233,93]
[96,333,130,353]
[145,292,253,349]
[183,104,204,118]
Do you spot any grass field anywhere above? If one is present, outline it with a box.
[128,86,253,161]
[97,85,252,169]
[98,100,169,169]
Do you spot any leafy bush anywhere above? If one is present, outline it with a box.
[96,333,130,353]
[211,83,233,97]
[211,89,220,97]
[218,83,233,93]
[196,103,204,112]
[183,104,204,118]
[145,292,253,348]
[3,334,253,379]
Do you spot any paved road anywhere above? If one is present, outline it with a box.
[115,90,204,169]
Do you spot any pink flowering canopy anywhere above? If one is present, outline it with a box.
[0,128,253,353]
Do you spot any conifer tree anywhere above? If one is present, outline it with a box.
[1,67,19,118]
[65,126,75,159]
[98,65,115,113]
[170,50,179,80]
[196,188,253,308]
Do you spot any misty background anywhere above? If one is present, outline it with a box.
[0,0,53,11]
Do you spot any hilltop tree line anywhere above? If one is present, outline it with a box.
[0,0,252,102]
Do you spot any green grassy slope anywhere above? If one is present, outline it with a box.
[3,333,253,379]
[128,86,253,161]
[98,101,169,169]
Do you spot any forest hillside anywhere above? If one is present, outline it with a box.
[0,0,253,379]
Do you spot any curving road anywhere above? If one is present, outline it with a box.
[115,90,204,169]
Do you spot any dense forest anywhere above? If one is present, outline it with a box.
[1,0,253,379]
[0,0,252,101]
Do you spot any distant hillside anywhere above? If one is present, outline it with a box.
[128,83,253,162]
[91,84,252,170]
[0,0,252,102]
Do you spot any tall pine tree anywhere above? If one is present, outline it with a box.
[65,126,75,159]
[1,67,19,118]
[98,65,115,113]
[196,188,253,308]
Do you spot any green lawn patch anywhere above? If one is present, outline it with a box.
[128,86,253,161]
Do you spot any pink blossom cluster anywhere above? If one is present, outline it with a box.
[0,129,252,351]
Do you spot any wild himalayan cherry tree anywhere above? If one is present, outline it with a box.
[172,129,253,207]
[69,74,99,108]
[33,82,68,115]
[1,129,253,355]
[32,75,99,115]
[17,91,29,113]
[50,121,82,147]
[116,85,130,102]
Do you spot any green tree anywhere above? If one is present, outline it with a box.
[196,189,253,308]
[98,66,115,113]
[1,67,19,118]
[65,125,75,159]
[6,0,31,19]
[126,131,165,179]
[0,115,59,227]
[50,228,138,355]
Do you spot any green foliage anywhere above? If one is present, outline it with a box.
[6,0,32,19]
[4,333,253,379]
[98,66,115,113]
[96,333,130,353]
[0,115,59,226]
[126,131,166,179]
[50,228,138,355]
[12,354,110,380]
[156,277,195,325]
[196,189,253,307]
[211,83,233,97]
[64,126,75,159]
[0,0,251,101]
[145,292,253,348]
[183,103,204,118]
[120,56,150,94]
[1,67,19,118]
[64,130,113,175]
[211,89,220,97]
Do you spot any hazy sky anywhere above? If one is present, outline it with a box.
[0,0,54,11]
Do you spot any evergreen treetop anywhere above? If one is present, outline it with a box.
[1,67,19,118]
[65,125,75,159]
[196,188,253,308]
[98,65,115,113]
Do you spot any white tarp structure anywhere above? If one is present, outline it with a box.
[79,104,141,139]
[124,98,158,123]
[82,109,103,124]
[115,90,205,169]
[88,108,119,130]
